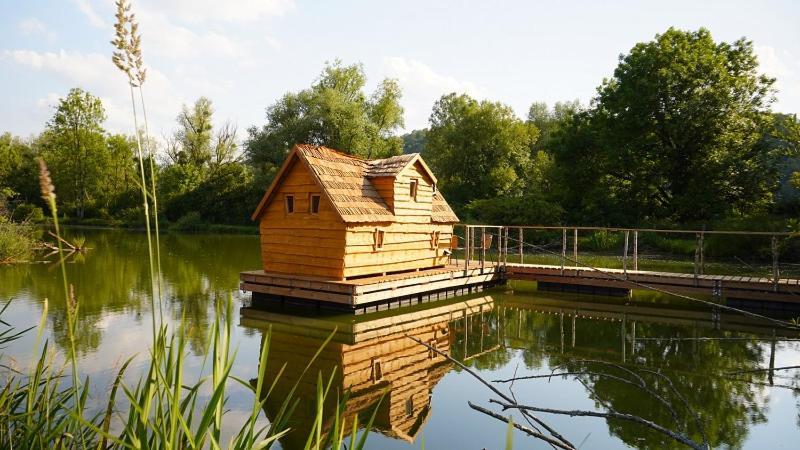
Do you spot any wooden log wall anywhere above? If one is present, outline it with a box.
[258,160,346,279]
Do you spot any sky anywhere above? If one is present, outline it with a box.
[1,0,799,144]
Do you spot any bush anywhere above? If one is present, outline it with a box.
[168,211,208,232]
[462,193,563,225]
[583,230,621,251]
[11,202,44,222]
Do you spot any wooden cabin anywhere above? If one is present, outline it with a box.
[251,144,459,279]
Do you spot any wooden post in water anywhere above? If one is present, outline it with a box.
[772,235,780,292]
[633,230,638,271]
[573,228,578,267]
[518,228,523,264]
[623,231,629,278]
[561,228,567,275]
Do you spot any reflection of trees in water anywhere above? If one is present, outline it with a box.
[452,300,775,449]
[0,229,260,355]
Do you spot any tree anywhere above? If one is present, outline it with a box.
[244,60,404,176]
[0,133,39,206]
[40,88,107,219]
[526,100,580,153]
[553,28,780,223]
[166,97,239,170]
[401,129,427,154]
[424,93,538,207]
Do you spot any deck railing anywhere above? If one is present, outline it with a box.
[454,224,797,291]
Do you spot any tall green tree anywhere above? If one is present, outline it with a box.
[0,133,39,205]
[424,93,538,207]
[40,88,108,219]
[526,100,580,153]
[244,60,405,176]
[554,28,779,223]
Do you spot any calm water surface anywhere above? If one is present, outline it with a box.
[1,229,799,449]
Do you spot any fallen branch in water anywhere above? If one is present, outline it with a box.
[494,370,681,426]
[467,402,575,450]
[727,365,800,375]
[491,399,708,450]
[405,334,575,450]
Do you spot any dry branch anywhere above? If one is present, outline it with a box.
[467,402,575,450]
[492,400,707,450]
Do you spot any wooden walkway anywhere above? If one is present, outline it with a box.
[505,263,800,306]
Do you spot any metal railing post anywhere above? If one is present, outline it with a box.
[699,232,705,275]
[693,233,701,286]
[573,228,578,267]
[518,227,523,264]
[623,230,629,278]
[772,235,780,292]
[633,230,638,271]
[561,228,566,275]
[463,226,470,275]
[481,227,486,272]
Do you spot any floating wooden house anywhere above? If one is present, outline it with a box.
[250,144,459,280]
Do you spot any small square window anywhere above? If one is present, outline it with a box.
[409,179,418,201]
[285,195,294,214]
[310,194,321,214]
[374,229,385,250]
[430,231,440,250]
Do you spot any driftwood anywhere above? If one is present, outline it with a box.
[491,400,707,450]
[727,365,800,375]
[467,402,574,450]
[405,334,575,450]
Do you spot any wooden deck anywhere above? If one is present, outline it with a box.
[240,259,800,312]
[240,263,502,312]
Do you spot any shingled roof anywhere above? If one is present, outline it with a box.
[251,144,458,223]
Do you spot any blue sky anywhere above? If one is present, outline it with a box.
[1,0,799,142]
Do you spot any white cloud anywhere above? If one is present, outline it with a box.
[144,0,294,23]
[383,57,488,130]
[72,0,108,28]
[18,18,56,41]
[1,49,180,137]
[137,11,250,59]
[756,45,800,114]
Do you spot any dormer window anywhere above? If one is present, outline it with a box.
[409,179,418,201]
[309,194,321,214]
[284,195,294,214]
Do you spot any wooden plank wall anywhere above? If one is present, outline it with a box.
[259,160,346,279]
[343,162,454,278]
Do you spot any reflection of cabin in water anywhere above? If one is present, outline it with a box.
[241,296,494,448]
[251,144,459,279]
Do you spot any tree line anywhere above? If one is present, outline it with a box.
[1,27,799,230]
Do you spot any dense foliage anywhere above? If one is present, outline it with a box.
[244,60,405,178]
[1,29,799,231]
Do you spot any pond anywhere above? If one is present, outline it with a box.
[1,228,799,449]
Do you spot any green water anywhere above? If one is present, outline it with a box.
[1,228,799,449]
